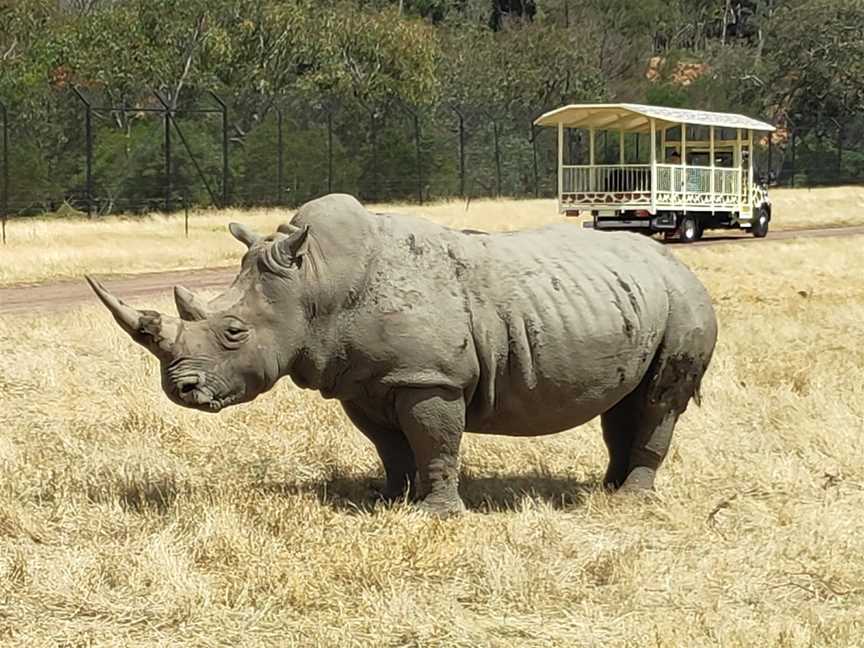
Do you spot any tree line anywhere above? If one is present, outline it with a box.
[0,0,862,212]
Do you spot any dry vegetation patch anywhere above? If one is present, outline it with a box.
[1,237,863,646]
[2,186,864,286]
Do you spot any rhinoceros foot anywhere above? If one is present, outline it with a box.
[616,466,658,494]
[414,491,467,518]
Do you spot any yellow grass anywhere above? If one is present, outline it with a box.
[770,184,864,229]
[1,235,863,645]
[1,186,863,286]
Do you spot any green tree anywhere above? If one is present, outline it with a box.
[299,3,440,200]
[767,0,864,167]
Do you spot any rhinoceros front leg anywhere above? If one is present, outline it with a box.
[340,400,417,502]
[395,386,467,517]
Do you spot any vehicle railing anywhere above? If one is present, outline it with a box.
[561,163,748,210]
[656,165,739,192]
[562,164,652,194]
[713,167,739,196]
[564,165,741,195]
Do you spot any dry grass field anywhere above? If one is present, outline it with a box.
[1,185,864,286]
[1,212,863,646]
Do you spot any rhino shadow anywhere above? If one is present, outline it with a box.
[253,472,598,514]
[459,474,597,512]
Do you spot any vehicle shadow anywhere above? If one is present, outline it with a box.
[253,472,599,515]
[661,233,750,245]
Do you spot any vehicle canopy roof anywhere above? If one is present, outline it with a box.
[534,103,776,133]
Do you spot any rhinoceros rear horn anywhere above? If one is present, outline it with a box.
[273,224,310,264]
[228,222,261,248]
[173,285,210,321]
[85,275,175,355]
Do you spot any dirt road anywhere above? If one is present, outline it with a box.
[3,225,864,315]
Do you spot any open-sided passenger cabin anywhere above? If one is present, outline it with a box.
[534,104,776,242]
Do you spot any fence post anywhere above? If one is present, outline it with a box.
[413,111,423,205]
[209,91,229,207]
[164,103,172,211]
[492,120,502,198]
[153,90,219,209]
[531,123,539,198]
[1,101,7,245]
[767,130,773,180]
[276,106,284,205]
[837,122,843,178]
[790,128,796,188]
[71,87,94,217]
[184,196,189,238]
[327,110,334,194]
[456,110,466,198]
[370,112,379,201]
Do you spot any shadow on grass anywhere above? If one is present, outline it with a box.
[86,472,180,514]
[253,472,599,515]
[461,474,598,512]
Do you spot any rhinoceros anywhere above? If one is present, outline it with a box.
[87,193,717,516]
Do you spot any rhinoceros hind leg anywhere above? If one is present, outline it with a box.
[601,379,682,493]
[621,407,680,492]
[600,391,639,490]
[340,400,417,502]
[619,466,660,493]
[601,337,711,492]
[396,386,467,517]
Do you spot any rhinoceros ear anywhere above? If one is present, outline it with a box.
[228,222,261,249]
[173,285,210,321]
[274,224,310,263]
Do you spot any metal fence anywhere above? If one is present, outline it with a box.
[0,87,556,218]
[1,87,863,242]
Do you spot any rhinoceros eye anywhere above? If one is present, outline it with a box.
[221,322,250,345]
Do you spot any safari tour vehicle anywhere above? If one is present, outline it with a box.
[535,103,776,242]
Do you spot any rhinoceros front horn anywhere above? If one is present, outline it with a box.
[85,275,143,335]
[173,285,210,321]
[85,275,176,356]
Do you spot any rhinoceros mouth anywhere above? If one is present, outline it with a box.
[167,358,245,412]
[175,386,244,412]
[206,392,244,412]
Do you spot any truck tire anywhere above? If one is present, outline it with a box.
[678,215,702,243]
[752,207,769,238]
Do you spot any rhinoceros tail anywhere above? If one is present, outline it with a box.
[692,362,706,408]
[645,347,711,413]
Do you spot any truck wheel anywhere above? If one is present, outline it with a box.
[678,215,702,243]
[752,207,770,238]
